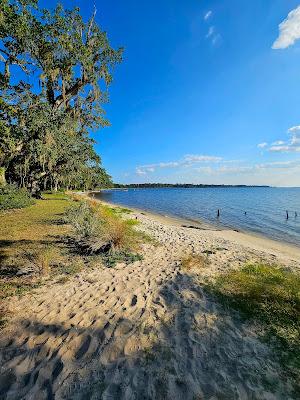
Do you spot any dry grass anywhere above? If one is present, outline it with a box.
[181,254,209,270]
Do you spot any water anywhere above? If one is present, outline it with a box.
[95,187,300,247]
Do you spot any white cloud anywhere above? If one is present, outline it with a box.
[258,125,300,153]
[269,145,300,152]
[195,160,300,176]
[257,142,268,149]
[204,11,212,21]
[206,26,215,38]
[288,125,300,132]
[183,154,222,163]
[135,154,222,175]
[272,6,300,49]
[130,156,300,186]
[272,140,285,145]
[136,168,146,176]
[211,34,222,46]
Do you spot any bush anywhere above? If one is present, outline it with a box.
[65,200,145,264]
[65,201,101,238]
[0,185,35,211]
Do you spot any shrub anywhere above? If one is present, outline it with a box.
[65,201,101,238]
[0,185,35,211]
[65,200,146,265]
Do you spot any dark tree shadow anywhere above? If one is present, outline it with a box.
[0,272,296,400]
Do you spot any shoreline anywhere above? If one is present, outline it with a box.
[1,192,299,399]
[89,191,300,262]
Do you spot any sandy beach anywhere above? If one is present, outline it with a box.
[0,199,299,399]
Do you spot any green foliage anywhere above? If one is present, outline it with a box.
[0,184,35,210]
[207,263,300,388]
[0,0,120,193]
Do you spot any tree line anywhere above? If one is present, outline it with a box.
[113,183,270,188]
[0,0,121,196]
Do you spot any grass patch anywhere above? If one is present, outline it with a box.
[0,281,41,299]
[104,205,132,215]
[181,254,209,270]
[0,193,82,301]
[207,263,300,390]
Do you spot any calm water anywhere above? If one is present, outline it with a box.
[95,187,300,246]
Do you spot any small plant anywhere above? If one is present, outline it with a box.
[34,246,60,275]
[0,185,35,211]
[181,254,209,270]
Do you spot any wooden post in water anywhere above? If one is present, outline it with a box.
[217,209,220,218]
[286,210,289,220]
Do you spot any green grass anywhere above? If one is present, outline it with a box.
[0,193,74,299]
[207,263,300,390]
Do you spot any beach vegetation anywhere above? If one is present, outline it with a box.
[65,199,147,266]
[207,262,300,390]
[181,254,209,270]
[0,193,80,300]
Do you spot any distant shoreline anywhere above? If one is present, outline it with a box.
[112,183,270,188]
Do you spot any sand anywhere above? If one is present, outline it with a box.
[0,202,299,400]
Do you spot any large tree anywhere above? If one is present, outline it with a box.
[0,0,122,193]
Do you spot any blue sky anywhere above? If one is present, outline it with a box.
[49,1,300,186]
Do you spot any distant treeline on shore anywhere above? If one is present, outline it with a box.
[113,183,270,188]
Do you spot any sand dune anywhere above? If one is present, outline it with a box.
[0,209,299,399]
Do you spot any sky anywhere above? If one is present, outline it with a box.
[44,0,300,186]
